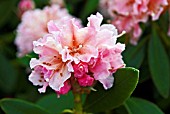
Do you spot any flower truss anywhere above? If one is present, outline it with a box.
[100,0,168,45]
[15,4,73,57]
[29,13,125,96]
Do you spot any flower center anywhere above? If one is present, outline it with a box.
[69,44,83,55]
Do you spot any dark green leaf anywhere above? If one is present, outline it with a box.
[84,67,139,113]
[123,37,148,68]
[125,97,164,114]
[36,92,74,114]
[0,0,17,28]
[148,26,170,98]
[80,0,99,22]
[0,53,18,93]
[34,0,50,8]
[0,98,50,114]
[113,105,129,114]
[17,52,38,67]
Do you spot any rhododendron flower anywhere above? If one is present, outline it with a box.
[100,0,168,45]
[29,13,125,95]
[15,5,73,57]
[18,0,35,17]
[147,0,168,20]
[112,15,142,45]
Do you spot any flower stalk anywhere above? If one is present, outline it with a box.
[73,92,83,114]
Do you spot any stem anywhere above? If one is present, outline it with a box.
[73,92,83,114]
[70,75,83,114]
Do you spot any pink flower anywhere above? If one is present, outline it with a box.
[111,15,142,45]
[73,62,88,78]
[147,0,168,20]
[107,0,167,21]
[18,0,35,17]
[15,5,72,57]
[29,13,125,94]
[100,0,168,45]
[29,34,74,93]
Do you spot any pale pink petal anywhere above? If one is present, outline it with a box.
[130,24,142,45]
[38,82,48,93]
[29,70,44,86]
[87,12,103,30]
[78,45,98,63]
[99,75,114,90]
[49,65,71,91]
[47,20,60,33]
[89,58,110,80]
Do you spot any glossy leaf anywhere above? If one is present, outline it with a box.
[0,53,18,93]
[125,97,164,114]
[123,37,148,68]
[84,67,139,113]
[148,26,170,98]
[0,98,50,114]
[36,92,74,114]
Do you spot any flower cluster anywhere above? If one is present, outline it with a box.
[29,13,125,95]
[15,4,72,57]
[100,0,168,45]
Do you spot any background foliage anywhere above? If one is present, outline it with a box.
[0,0,170,114]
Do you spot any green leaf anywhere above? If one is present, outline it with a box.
[123,37,148,68]
[0,98,50,114]
[0,0,17,28]
[80,0,99,22]
[0,53,18,93]
[17,52,38,67]
[34,0,50,8]
[36,92,74,114]
[84,67,139,113]
[148,26,170,98]
[125,97,164,114]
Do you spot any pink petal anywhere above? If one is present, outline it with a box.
[49,64,71,91]
[87,12,103,30]
[99,75,114,90]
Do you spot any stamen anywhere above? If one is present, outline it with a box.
[117,30,126,38]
